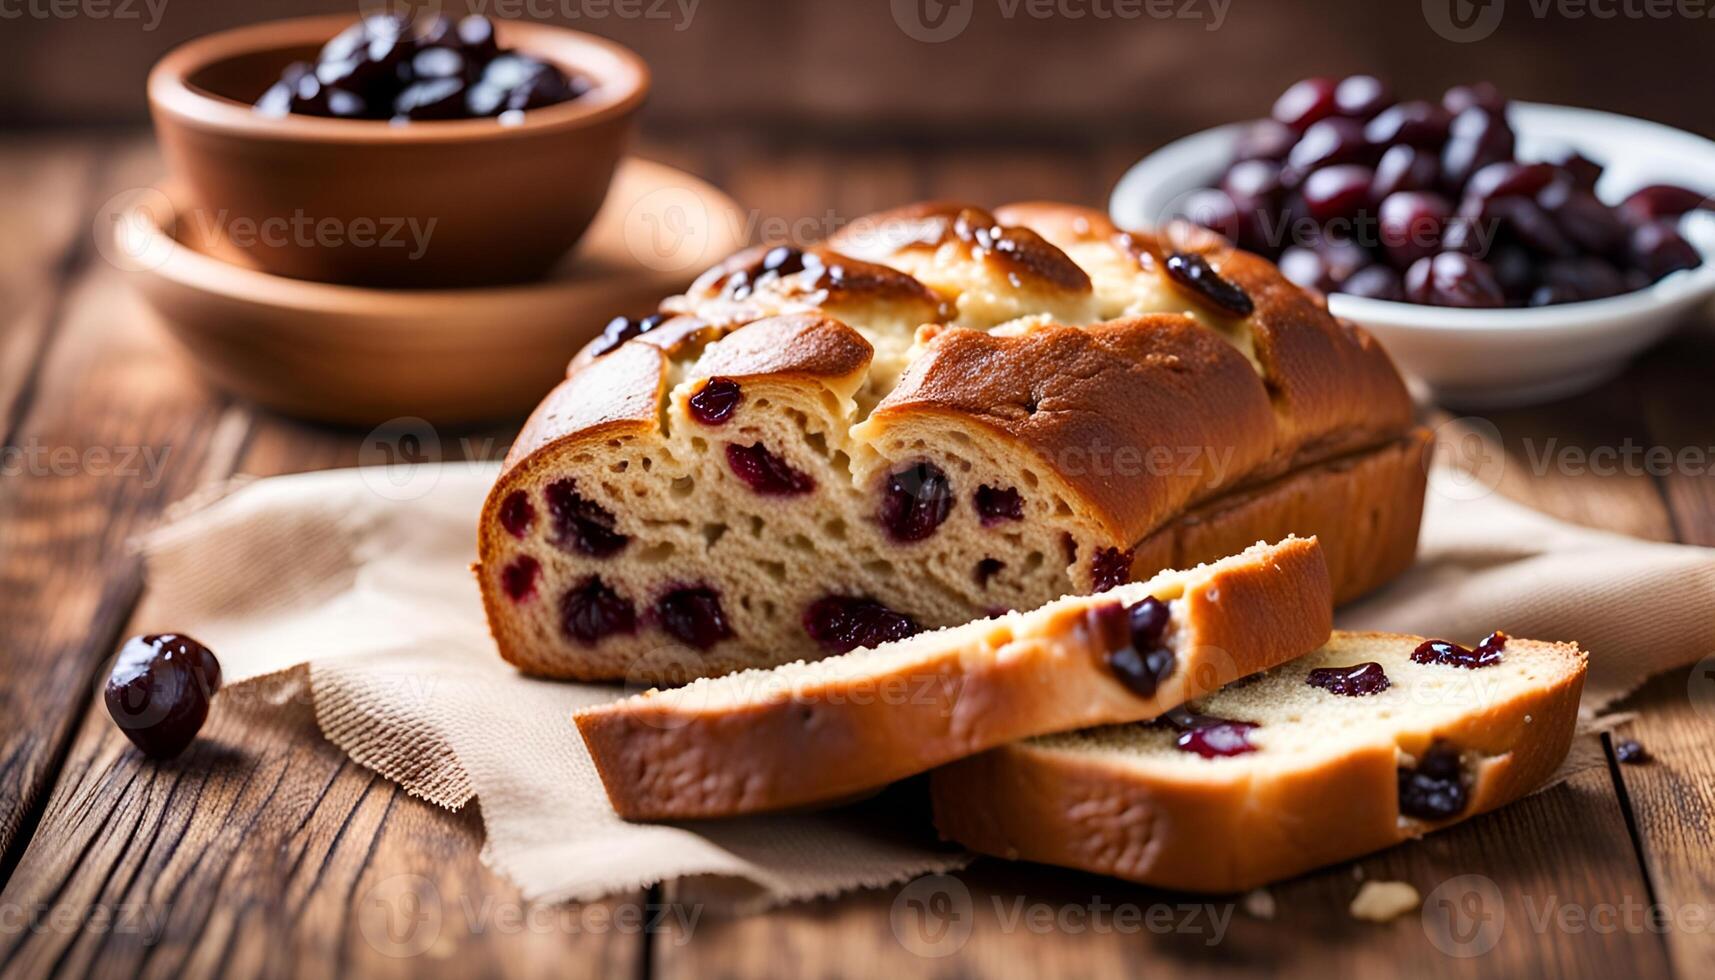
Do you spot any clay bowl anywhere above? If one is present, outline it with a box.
[147,15,648,288]
[115,159,747,426]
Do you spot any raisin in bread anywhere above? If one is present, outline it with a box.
[930,631,1587,893]
[478,201,1423,682]
[576,537,1331,819]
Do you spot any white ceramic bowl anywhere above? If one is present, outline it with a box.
[1110,102,1715,407]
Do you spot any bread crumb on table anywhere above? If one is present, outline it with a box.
[1349,881,1421,922]
[1242,888,1276,920]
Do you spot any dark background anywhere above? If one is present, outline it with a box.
[7,0,1713,146]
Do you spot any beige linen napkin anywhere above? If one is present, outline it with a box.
[140,463,1715,907]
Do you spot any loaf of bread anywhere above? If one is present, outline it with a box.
[576,537,1331,820]
[930,631,1587,893]
[477,201,1423,681]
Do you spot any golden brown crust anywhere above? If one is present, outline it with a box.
[864,317,1279,546]
[687,313,874,383]
[501,200,1414,539]
[828,202,1094,294]
[929,634,1587,893]
[565,315,721,376]
[482,200,1425,682]
[993,201,1124,244]
[1214,248,1415,458]
[503,340,667,469]
[575,538,1332,820]
[999,202,1415,466]
[1133,428,1432,604]
[672,244,952,329]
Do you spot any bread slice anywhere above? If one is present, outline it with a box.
[477,202,1417,683]
[577,537,1333,820]
[930,631,1588,893]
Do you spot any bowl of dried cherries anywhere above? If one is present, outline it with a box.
[148,13,648,288]
[1111,78,1715,407]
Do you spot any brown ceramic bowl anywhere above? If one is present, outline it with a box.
[148,15,648,288]
[116,159,747,425]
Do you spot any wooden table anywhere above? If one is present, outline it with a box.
[2,130,1711,979]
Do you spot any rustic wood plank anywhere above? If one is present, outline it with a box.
[655,768,1661,978]
[1604,323,1715,980]
[1603,670,1715,980]
[0,410,646,978]
[0,137,256,880]
[0,133,102,446]
[1636,325,1715,547]
[0,656,647,980]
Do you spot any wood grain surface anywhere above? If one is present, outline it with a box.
[7,0,1714,145]
[1,131,1711,979]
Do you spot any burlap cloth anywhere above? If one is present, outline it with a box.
[138,463,1715,908]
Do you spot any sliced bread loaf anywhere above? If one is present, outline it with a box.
[576,536,1332,820]
[478,202,1420,683]
[930,630,1588,893]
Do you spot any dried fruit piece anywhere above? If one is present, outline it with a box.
[545,479,629,557]
[560,577,637,645]
[803,596,921,653]
[1164,252,1255,317]
[726,443,816,496]
[502,555,540,601]
[105,634,223,759]
[1100,596,1176,698]
[1272,76,1339,131]
[657,586,734,650]
[688,377,742,425]
[590,313,668,358]
[1306,661,1391,696]
[1398,741,1468,819]
[1411,631,1506,668]
[499,490,535,538]
[879,462,954,542]
[1089,547,1135,593]
[1159,709,1259,758]
[974,485,1025,525]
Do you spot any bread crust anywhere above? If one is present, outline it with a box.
[860,317,1279,546]
[928,633,1588,893]
[478,200,1424,681]
[1132,427,1432,604]
[829,201,1095,293]
[994,202,1414,461]
[498,201,1413,518]
[575,537,1333,820]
